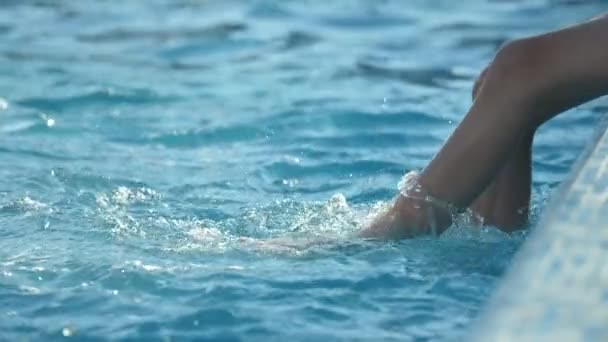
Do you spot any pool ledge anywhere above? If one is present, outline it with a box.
[470,118,608,341]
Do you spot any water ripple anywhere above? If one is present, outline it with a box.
[344,62,471,88]
[280,31,321,51]
[77,23,247,43]
[17,89,178,112]
[123,125,267,148]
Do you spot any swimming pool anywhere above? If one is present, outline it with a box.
[0,1,606,340]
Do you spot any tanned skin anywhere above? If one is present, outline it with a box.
[360,15,608,240]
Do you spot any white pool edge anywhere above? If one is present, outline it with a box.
[470,117,608,341]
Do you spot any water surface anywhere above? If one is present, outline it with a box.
[0,1,606,340]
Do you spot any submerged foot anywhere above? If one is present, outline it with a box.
[359,194,452,240]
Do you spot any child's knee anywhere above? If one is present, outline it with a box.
[477,38,548,126]
[491,38,544,85]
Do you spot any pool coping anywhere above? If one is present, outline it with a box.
[469,115,608,340]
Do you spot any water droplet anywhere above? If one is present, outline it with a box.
[0,97,8,111]
[112,290,119,295]
[381,97,389,109]
[46,118,55,127]
[62,327,73,337]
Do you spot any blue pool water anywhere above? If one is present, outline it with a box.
[1,1,606,341]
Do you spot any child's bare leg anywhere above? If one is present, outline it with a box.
[470,132,533,230]
[422,15,608,206]
[469,69,533,230]
[361,15,608,239]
